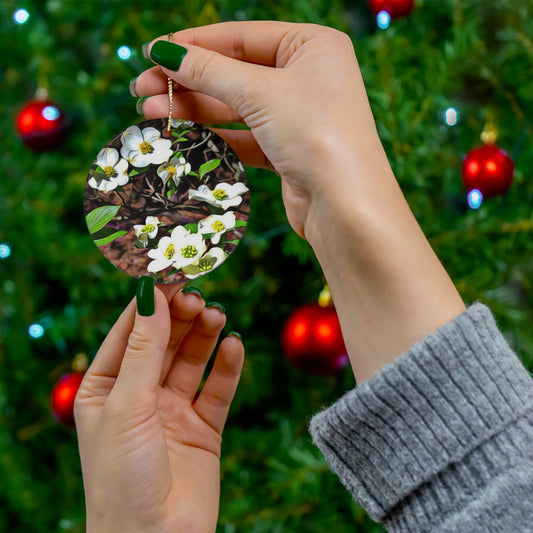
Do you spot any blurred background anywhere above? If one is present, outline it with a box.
[2,0,533,531]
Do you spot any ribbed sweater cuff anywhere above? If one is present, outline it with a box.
[309,303,533,528]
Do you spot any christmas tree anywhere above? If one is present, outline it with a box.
[2,1,533,531]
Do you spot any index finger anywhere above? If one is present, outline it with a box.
[152,20,296,67]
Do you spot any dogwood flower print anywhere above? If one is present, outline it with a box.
[120,125,172,167]
[133,216,160,239]
[157,156,191,187]
[182,247,227,279]
[88,148,129,193]
[198,212,236,244]
[147,225,206,273]
[189,182,249,210]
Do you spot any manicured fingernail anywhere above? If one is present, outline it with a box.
[150,41,188,71]
[136,97,147,115]
[206,302,226,314]
[142,43,150,59]
[228,331,242,341]
[137,276,155,316]
[129,77,138,97]
[182,286,204,299]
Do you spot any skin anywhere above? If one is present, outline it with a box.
[75,288,244,532]
[76,21,466,533]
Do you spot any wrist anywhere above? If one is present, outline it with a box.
[302,148,465,382]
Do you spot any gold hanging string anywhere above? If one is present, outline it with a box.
[164,32,177,138]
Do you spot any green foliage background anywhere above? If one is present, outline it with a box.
[1,0,533,531]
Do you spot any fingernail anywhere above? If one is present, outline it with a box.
[228,331,242,342]
[150,41,188,71]
[129,77,138,97]
[142,43,150,59]
[136,97,147,115]
[137,276,155,316]
[182,286,204,299]
[206,302,226,314]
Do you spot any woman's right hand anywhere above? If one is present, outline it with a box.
[134,21,389,240]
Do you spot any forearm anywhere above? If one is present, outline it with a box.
[304,141,465,383]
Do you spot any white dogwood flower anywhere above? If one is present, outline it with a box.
[88,147,129,192]
[157,156,191,186]
[120,125,172,167]
[198,212,236,244]
[182,247,227,279]
[147,226,206,273]
[133,216,160,239]
[188,182,249,210]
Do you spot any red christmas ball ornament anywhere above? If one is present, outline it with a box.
[51,372,84,426]
[16,98,67,151]
[368,0,415,19]
[461,144,514,198]
[282,303,348,375]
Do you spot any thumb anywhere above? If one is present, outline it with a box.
[148,40,266,120]
[113,278,171,395]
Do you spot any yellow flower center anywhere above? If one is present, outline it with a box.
[141,224,156,234]
[198,256,216,272]
[162,163,176,176]
[212,189,228,201]
[139,141,154,155]
[103,165,116,178]
[164,244,175,260]
[181,245,198,258]
[212,221,225,232]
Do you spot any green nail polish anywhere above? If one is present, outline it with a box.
[228,331,243,342]
[207,302,226,314]
[129,77,138,97]
[136,97,147,115]
[142,43,150,59]
[137,276,155,316]
[150,41,188,71]
[182,286,204,299]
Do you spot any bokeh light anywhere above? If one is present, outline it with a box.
[377,11,391,29]
[467,189,483,209]
[28,323,45,338]
[117,45,132,60]
[14,9,30,24]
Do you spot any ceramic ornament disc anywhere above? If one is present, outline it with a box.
[84,118,250,284]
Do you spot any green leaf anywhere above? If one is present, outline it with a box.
[94,230,128,247]
[86,205,121,235]
[167,190,173,199]
[235,220,247,228]
[199,159,221,179]
[183,223,198,233]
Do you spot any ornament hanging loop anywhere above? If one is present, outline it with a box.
[163,32,177,139]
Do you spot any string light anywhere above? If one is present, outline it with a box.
[376,11,391,29]
[42,105,60,121]
[444,107,459,126]
[14,9,30,24]
[28,323,45,339]
[117,46,132,60]
[467,189,483,210]
[0,243,11,259]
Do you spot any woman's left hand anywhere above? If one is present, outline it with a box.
[75,284,244,533]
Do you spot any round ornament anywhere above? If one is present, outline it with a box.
[368,0,415,18]
[282,303,348,375]
[51,372,84,426]
[16,98,67,151]
[84,118,250,283]
[461,144,514,198]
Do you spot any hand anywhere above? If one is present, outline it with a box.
[75,285,244,533]
[134,21,384,239]
[134,21,465,383]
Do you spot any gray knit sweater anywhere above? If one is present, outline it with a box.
[309,303,533,532]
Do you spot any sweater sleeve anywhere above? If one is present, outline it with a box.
[308,303,533,533]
